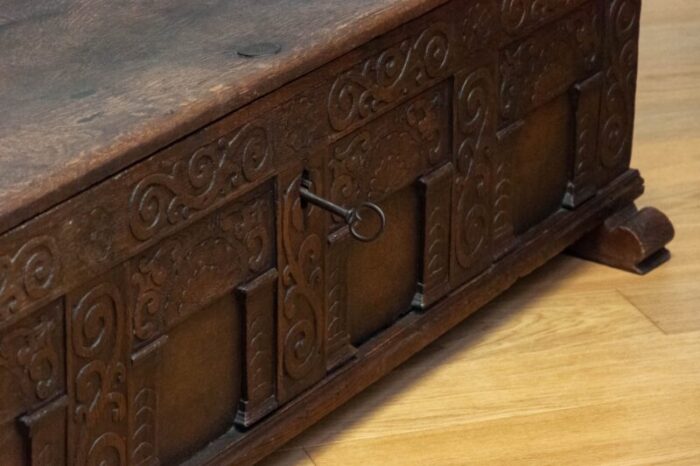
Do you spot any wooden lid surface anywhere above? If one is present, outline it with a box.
[0,0,445,233]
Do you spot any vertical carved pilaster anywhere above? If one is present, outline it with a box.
[451,63,497,287]
[325,227,356,371]
[235,269,278,428]
[277,168,325,404]
[67,269,129,466]
[597,0,640,182]
[128,336,166,466]
[414,163,453,310]
[565,72,604,208]
[18,395,68,466]
[492,122,520,261]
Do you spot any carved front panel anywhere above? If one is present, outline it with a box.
[129,187,274,346]
[500,0,590,38]
[499,1,602,123]
[328,83,450,221]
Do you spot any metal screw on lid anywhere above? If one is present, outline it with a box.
[237,42,282,58]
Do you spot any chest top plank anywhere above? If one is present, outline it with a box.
[0,0,446,234]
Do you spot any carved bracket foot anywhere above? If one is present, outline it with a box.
[568,204,675,275]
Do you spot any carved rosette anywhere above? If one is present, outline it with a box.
[0,237,61,324]
[129,123,273,241]
[451,64,497,286]
[463,0,498,52]
[328,22,451,132]
[278,172,325,402]
[68,277,129,466]
[598,0,640,174]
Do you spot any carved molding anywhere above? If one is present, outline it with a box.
[565,73,604,208]
[324,228,355,371]
[414,163,453,310]
[129,123,273,242]
[236,269,278,428]
[328,22,451,132]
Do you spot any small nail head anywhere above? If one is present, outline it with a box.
[237,42,282,58]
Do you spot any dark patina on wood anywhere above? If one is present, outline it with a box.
[0,1,673,465]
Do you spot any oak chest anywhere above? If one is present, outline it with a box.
[0,0,673,465]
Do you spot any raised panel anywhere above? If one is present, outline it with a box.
[157,296,242,464]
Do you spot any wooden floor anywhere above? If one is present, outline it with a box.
[262,2,700,465]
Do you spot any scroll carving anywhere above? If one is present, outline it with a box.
[329,85,449,222]
[68,277,129,466]
[278,172,325,402]
[598,0,640,174]
[0,237,61,324]
[499,2,602,122]
[500,0,587,36]
[131,191,274,344]
[0,301,63,416]
[129,123,273,241]
[328,23,451,132]
[451,65,496,286]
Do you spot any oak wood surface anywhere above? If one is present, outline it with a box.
[261,0,700,464]
[0,0,447,234]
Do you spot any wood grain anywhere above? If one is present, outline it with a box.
[262,0,700,464]
[0,0,448,234]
